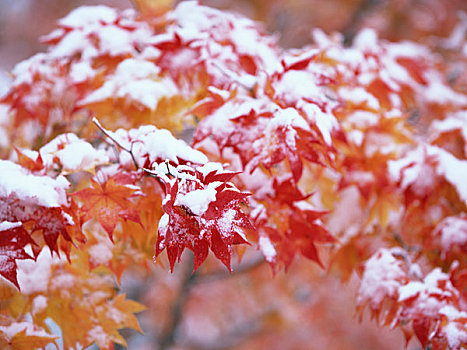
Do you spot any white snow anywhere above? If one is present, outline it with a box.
[44,5,153,61]
[398,268,459,318]
[216,208,238,237]
[0,221,22,231]
[81,58,178,110]
[272,107,310,131]
[431,145,467,205]
[88,243,113,266]
[87,325,109,346]
[433,215,467,254]
[58,6,118,28]
[440,305,467,320]
[10,53,53,87]
[111,124,208,167]
[439,305,467,348]
[0,160,69,207]
[423,75,467,105]
[40,133,109,173]
[174,186,217,216]
[16,248,53,295]
[387,145,457,198]
[197,162,224,178]
[69,61,95,83]
[32,295,48,315]
[88,232,114,266]
[398,280,425,301]
[0,321,54,340]
[338,87,380,110]
[50,30,96,59]
[158,213,169,232]
[353,28,378,51]
[430,110,467,147]
[357,248,406,307]
[119,78,176,110]
[274,70,323,105]
[301,102,337,145]
[259,235,276,262]
[442,321,467,349]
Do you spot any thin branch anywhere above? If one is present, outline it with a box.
[92,117,129,152]
[92,117,140,170]
[210,61,257,94]
[194,253,266,284]
[142,167,166,191]
[157,253,266,349]
[158,254,197,350]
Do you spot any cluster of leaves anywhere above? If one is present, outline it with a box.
[0,1,466,349]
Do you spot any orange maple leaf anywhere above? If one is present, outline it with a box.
[72,178,142,241]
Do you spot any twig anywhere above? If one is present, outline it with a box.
[92,117,140,170]
[194,253,266,284]
[158,254,197,350]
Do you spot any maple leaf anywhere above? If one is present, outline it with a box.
[0,223,35,289]
[14,148,44,172]
[0,317,57,350]
[73,178,142,241]
[152,162,253,272]
[0,160,78,255]
[251,176,335,270]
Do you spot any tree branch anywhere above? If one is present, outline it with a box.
[92,117,140,171]
[194,253,266,285]
[158,254,197,350]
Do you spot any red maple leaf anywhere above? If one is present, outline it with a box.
[154,163,253,272]
[0,223,35,289]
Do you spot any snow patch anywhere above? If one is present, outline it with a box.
[0,160,69,207]
[175,187,217,216]
[259,235,276,262]
[17,248,53,295]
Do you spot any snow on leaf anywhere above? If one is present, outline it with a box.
[80,58,177,110]
[439,306,467,349]
[39,133,109,174]
[432,214,467,259]
[154,162,253,272]
[16,247,52,295]
[0,160,78,254]
[357,248,408,311]
[0,160,69,208]
[0,223,35,289]
[103,123,208,169]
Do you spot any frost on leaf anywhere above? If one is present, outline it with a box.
[98,121,208,170]
[358,248,466,349]
[249,176,334,270]
[0,160,78,256]
[431,214,467,261]
[39,133,109,174]
[194,96,336,183]
[153,162,253,272]
[0,223,35,289]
